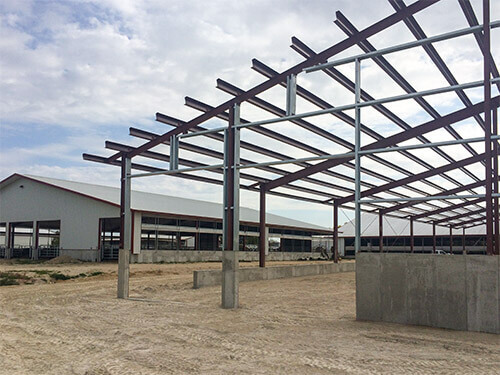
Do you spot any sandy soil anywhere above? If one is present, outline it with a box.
[0,260,498,375]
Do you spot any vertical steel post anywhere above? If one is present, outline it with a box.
[333,202,339,262]
[169,135,179,170]
[463,227,466,254]
[286,74,297,116]
[259,184,266,268]
[354,58,362,254]
[222,103,240,309]
[410,217,414,253]
[483,0,494,255]
[118,154,131,299]
[379,211,383,252]
[433,222,436,254]
[449,226,453,255]
[493,108,499,255]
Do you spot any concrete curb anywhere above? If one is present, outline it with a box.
[193,262,355,288]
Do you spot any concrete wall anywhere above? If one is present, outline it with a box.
[356,253,499,334]
[131,249,326,263]
[0,177,118,251]
[193,261,355,288]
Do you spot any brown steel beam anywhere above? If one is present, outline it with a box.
[410,217,414,253]
[411,197,484,221]
[336,152,491,206]
[433,222,436,254]
[265,96,499,191]
[434,208,486,225]
[382,180,495,216]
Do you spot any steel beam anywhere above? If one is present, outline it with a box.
[265,96,499,191]
[379,211,383,253]
[334,11,485,164]
[333,202,339,262]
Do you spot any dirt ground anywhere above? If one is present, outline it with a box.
[0,260,498,375]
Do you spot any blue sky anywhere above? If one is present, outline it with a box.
[0,0,499,228]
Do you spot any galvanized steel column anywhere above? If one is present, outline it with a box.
[333,202,339,262]
[259,184,266,268]
[354,58,362,254]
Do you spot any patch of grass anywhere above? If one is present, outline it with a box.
[78,273,87,278]
[0,272,30,286]
[49,272,71,281]
[31,270,52,275]
[88,271,103,277]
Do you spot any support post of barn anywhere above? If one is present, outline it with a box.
[493,108,499,255]
[410,216,414,253]
[379,211,383,252]
[483,0,494,255]
[118,154,131,299]
[433,222,436,254]
[222,103,240,309]
[259,184,266,268]
[449,226,453,254]
[333,202,339,262]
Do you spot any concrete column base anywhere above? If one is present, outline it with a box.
[5,248,12,259]
[31,248,38,261]
[221,251,239,309]
[117,248,130,299]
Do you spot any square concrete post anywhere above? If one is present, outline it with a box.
[118,155,132,299]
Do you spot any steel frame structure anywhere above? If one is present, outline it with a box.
[84,0,499,304]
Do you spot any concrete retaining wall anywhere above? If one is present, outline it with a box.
[356,253,499,334]
[131,250,325,264]
[193,261,355,288]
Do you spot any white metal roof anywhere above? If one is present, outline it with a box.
[1,174,330,232]
[338,212,486,237]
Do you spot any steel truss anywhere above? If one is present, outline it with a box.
[84,0,499,303]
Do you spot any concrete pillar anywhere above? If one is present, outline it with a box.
[222,250,239,308]
[132,211,142,255]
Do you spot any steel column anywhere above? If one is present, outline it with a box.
[259,184,266,268]
[410,217,414,253]
[354,58,362,254]
[118,155,131,299]
[463,227,466,254]
[484,0,494,255]
[222,103,240,309]
[432,222,436,254]
[449,226,453,254]
[493,108,499,254]
[379,211,383,252]
[333,202,339,262]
